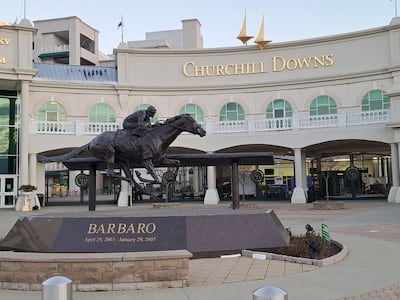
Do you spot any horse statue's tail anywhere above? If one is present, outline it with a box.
[37,144,90,163]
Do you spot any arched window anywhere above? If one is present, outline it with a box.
[89,103,116,123]
[133,104,158,123]
[38,101,67,122]
[310,95,337,116]
[266,99,292,119]
[361,90,390,111]
[219,102,245,121]
[266,99,292,129]
[179,104,204,122]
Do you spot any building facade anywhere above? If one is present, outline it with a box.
[1,16,400,208]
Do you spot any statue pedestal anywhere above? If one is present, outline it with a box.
[15,192,41,211]
[22,195,31,212]
[0,208,290,253]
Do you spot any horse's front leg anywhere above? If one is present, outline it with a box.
[143,159,161,183]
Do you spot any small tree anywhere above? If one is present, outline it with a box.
[18,185,37,193]
[321,157,339,204]
[238,170,249,202]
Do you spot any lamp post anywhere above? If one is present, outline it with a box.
[323,158,333,204]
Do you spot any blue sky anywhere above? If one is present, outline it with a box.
[0,0,396,54]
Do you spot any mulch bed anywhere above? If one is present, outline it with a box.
[192,232,341,260]
[262,233,341,259]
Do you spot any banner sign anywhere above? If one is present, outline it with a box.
[322,223,330,242]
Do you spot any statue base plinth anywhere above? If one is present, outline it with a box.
[0,207,290,253]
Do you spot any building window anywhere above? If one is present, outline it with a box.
[80,34,95,53]
[266,99,292,129]
[89,103,116,123]
[361,89,390,111]
[179,104,204,122]
[38,101,67,122]
[266,99,292,119]
[310,95,337,116]
[220,102,245,121]
[0,95,18,174]
[133,104,158,123]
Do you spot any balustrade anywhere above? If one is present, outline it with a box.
[30,109,391,136]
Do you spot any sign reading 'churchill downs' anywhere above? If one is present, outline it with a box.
[183,53,334,77]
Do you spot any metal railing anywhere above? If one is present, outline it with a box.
[30,109,391,136]
[40,44,69,54]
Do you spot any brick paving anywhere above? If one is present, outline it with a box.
[187,200,400,299]
[1,199,400,299]
[338,283,400,300]
[189,256,319,286]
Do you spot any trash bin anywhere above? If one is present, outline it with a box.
[307,186,316,203]
[253,285,288,300]
[37,193,44,207]
[42,276,72,300]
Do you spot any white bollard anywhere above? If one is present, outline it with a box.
[42,276,72,300]
[253,285,288,300]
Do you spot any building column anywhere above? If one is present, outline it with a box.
[291,148,307,203]
[388,143,400,202]
[204,165,220,204]
[192,167,200,193]
[19,80,30,186]
[301,151,308,191]
[383,157,389,184]
[117,180,130,207]
[28,154,37,186]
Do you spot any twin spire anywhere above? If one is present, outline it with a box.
[237,11,271,50]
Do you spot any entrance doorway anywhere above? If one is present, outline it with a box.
[0,175,18,207]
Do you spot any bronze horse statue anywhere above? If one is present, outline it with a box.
[38,114,206,190]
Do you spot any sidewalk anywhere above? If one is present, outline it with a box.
[1,200,400,299]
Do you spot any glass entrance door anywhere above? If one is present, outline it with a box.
[0,175,18,207]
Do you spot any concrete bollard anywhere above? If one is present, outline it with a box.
[42,276,72,300]
[253,285,288,300]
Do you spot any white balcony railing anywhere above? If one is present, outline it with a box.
[346,110,390,125]
[297,114,339,129]
[30,109,391,136]
[212,120,247,133]
[40,44,69,54]
[34,121,76,134]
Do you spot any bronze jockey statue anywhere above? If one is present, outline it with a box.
[123,105,157,136]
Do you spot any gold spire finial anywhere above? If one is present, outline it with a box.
[237,10,253,45]
[254,15,271,50]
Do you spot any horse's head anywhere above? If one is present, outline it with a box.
[168,114,206,137]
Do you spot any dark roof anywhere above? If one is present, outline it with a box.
[50,152,274,170]
[33,62,117,82]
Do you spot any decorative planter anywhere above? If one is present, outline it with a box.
[21,192,33,211]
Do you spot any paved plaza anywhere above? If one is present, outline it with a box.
[0,199,399,299]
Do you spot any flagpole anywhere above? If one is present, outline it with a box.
[118,15,124,44]
[121,15,124,43]
[392,0,399,17]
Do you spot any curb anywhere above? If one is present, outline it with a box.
[242,240,348,267]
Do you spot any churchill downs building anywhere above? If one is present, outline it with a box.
[1,15,400,208]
